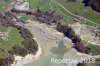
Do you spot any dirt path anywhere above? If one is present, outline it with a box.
[50,0,100,26]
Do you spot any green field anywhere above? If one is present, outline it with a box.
[27,0,50,11]
[27,0,100,25]
[54,0,100,24]
[1,0,99,25]
[20,15,30,22]
[0,0,9,12]
[88,44,100,55]
[26,0,75,23]
[0,23,23,57]
[0,0,99,25]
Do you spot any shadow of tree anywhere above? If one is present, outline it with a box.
[50,40,70,59]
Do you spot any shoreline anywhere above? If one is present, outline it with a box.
[10,44,42,66]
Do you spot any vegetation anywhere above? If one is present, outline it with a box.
[11,45,28,57]
[2,0,100,25]
[0,22,23,66]
[53,0,100,24]
[0,0,9,12]
[26,0,100,25]
[0,11,38,66]
[88,44,100,55]
[83,0,100,12]
[0,53,14,66]
[0,0,99,65]
[27,0,50,11]
[0,23,23,57]
[56,21,91,54]
[11,6,93,54]
[20,15,30,22]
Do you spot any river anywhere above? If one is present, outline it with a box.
[24,20,90,66]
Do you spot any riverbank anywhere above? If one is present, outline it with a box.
[71,22,100,45]
[11,44,42,66]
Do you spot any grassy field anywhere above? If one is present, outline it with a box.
[0,0,99,25]
[27,0,75,24]
[26,0,100,25]
[88,44,100,55]
[0,0,9,12]
[0,23,23,57]
[53,0,100,25]
[27,0,50,11]
[50,1,76,24]
[20,15,30,22]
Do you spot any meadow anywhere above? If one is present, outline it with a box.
[54,0,100,24]
[88,44,100,55]
[1,0,99,25]
[0,23,23,57]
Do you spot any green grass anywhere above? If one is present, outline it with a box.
[58,10,75,24]
[27,0,75,23]
[27,0,100,25]
[27,0,50,11]
[53,0,100,25]
[0,23,23,57]
[1,0,100,25]
[50,2,75,24]
[0,0,9,12]
[88,44,100,55]
[20,15,30,22]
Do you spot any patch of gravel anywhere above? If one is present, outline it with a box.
[71,22,100,45]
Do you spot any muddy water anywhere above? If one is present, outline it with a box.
[24,21,72,66]
[24,42,66,66]
[24,21,87,66]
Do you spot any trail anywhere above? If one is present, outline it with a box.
[50,0,100,26]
